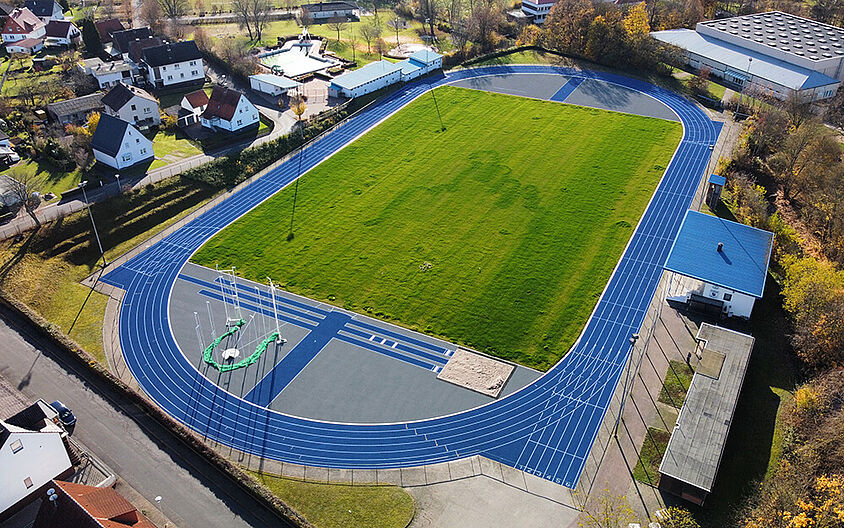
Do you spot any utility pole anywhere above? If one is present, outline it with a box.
[78,181,106,269]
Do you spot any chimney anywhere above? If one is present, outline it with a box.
[717,242,723,252]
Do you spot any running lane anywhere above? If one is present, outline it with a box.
[102,66,720,489]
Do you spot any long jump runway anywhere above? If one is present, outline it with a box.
[102,66,721,489]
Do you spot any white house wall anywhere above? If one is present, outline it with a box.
[0,431,72,514]
[148,58,204,88]
[94,126,154,170]
[107,95,160,126]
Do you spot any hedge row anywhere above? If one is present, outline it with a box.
[0,292,314,528]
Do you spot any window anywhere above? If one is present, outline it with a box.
[167,75,173,80]
[237,120,242,126]
[191,70,198,76]
[136,138,140,143]
[190,60,196,66]
[24,477,33,489]
[140,148,147,155]
[175,63,180,69]
[162,66,167,70]
[10,439,22,453]
[131,104,136,111]
[144,107,151,114]
[180,73,184,78]
[723,293,732,301]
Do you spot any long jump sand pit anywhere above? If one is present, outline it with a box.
[437,348,515,398]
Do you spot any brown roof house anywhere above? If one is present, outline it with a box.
[200,86,259,133]
[33,480,158,528]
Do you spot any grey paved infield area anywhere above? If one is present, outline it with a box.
[564,78,680,121]
[449,73,570,100]
[169,263,542,423]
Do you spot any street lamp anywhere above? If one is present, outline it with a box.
[78,181,106,269]
[154,496,169,528]
[613,333,639,439]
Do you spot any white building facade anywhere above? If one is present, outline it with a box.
[143,41,205,89]
[102,83,161,128]
[329,60,403,98]
[91,114,154,170]
[520,0,554,24]
[201,86,260,132]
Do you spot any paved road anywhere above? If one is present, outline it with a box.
[0,305,292,528]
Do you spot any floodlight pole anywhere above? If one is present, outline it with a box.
[429,84,445,131]
[613,333,639,439]
[289,119,305,237]
[79,181,106,269]
[206,300,216,339]
[268,278,285,344]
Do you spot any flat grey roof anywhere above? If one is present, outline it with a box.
[659,324,754,492]
[652,29,840,90]
[699,11,844,62]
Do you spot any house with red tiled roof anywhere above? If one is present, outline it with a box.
[178,88,209,127]
[200,86,259,133]
[33,480,158,528]
[94,18,123,43]
[1,7,45,51]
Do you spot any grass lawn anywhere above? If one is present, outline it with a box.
[8,160,82,200]
[148,130,204,170]
[248,471,414,528]
[469,49,567,67]
[0,178,218,364]
[633,427,671,487]
[192,86,682,370]
[658,360,694,408]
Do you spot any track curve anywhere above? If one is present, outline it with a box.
[102,65,720,488]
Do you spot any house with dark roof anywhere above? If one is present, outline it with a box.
[1,8,45,51]
[102,83,160,128]
[0,4,15,26]
[22,0,62,21]
[93,18,123,43]
[33,480,158,528]
[178,88,209,127]
[91,114,153,170]
[300,1,358,21]
[201,86,258,132]
[0,402,73,521]
[127,36,162,64]
[46,93,104,125]
[142,40,204,89]
[44,19,79,47]
[110,26,152,57]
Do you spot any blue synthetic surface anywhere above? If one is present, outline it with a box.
[102,66,721,489]
[664,210,773,298]
[550,77,584,102]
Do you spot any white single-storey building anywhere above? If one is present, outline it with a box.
[329,60,403,98]
[520,0,554,24]
[201,86,259,133]
[664,210,774,319]
[5,36,42,54]
[652,12,842,101]
[91,114,154,170]
[399,49,442,81]
[300,1,358,21]
[249,73,301,96]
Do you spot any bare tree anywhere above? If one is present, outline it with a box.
[374,37,388,58]
[327,16,348,42]
[232,0,271,42]
[158,0,188,19]
[232,0,254,40]
[389,16,402,46]
[347,28,359,61]
[5,166,43,227]
[359,22,377,52]
[141,0,166,33]
[297,8,312,28]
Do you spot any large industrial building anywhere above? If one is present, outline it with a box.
[653,11,842,101]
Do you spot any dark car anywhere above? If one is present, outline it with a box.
[50,400,76,427]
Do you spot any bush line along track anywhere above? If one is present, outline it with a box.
[101,65,721,489]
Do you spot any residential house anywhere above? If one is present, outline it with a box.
[142,40,204,89]
[127,36,162,64]
[1,8,45,50]
[43,19,79,47]
[329,60,402,98]
[110,26,152,58]
[79,57,135,88]
[91,114,153,170]
[5,37,42,54]
[33,480,158,528]
[0,401,73,521]
[300,1,358,21]
[520,0,554,23]
[201,86,259,132]
[22,0,62,22]
[178,88,208,127]
[46,93,104,125]
[0,131,17,164]
[93,17,123,43]
[101,83,160,128]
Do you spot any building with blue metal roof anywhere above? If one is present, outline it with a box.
[652,11,841,101]
[664,210,773,319]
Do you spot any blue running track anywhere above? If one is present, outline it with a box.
[102,66,721,489]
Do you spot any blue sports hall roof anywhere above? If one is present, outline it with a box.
[664,210,773,298]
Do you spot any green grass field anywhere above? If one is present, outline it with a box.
[192,87,682,370]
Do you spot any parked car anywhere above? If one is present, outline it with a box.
[50,400,76,426]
